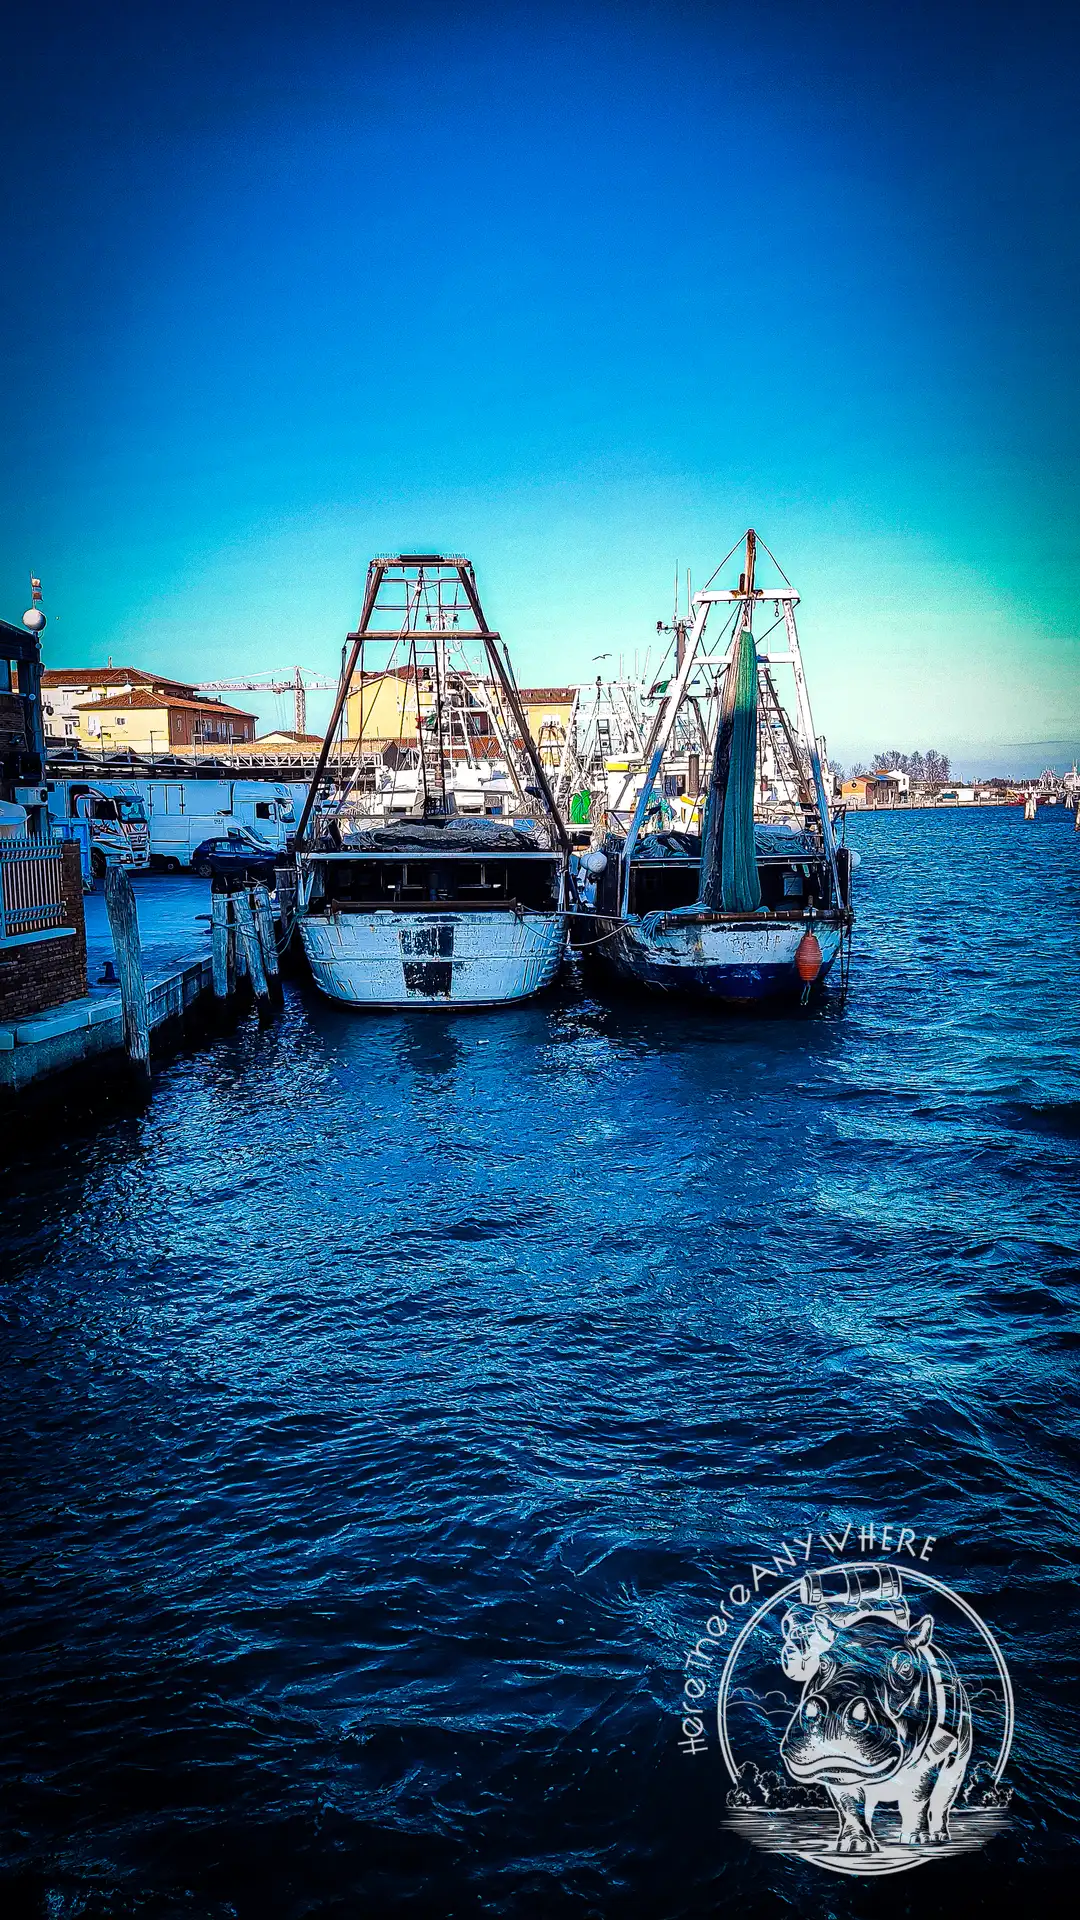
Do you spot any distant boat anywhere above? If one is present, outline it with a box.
[290,554,570,1008]
[572,530,854,1006]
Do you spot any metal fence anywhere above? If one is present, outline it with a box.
[0,836,67,942]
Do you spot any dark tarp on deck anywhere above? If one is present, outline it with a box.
[336,818,555,854]
[627,826,822,862]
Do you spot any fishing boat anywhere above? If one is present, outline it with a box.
[290,554,570,1008]
[573,530,854,1006]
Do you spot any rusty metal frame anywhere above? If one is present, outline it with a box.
[297,554,570,859]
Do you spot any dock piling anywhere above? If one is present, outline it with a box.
[232,897,246,983]
[211,892,231,1000]
[103,866,151,1080]
[233,890,272,1021]
[251,884,282,1002]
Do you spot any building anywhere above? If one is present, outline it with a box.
[344,668,501,756]
[344,667,424,748]
[42,666,256,753]
[518,687,576,765]
[1,618,46,800]
[840,773,906,808]
[250,729,324,750]
[70,688,256,754]
[41,666,202,743]
[1,617,88,1023]
[343,670,576,760]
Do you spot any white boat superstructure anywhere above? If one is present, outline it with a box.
[340,756,519,823]
[296,831,567,1007]
[291,555,571,1009]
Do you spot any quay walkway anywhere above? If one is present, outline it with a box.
[1,875,215,1096]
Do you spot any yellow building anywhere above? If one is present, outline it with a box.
[42,666,209,744]
[518,687,575,765]
[344,668,426,747]
[343,672,576,760]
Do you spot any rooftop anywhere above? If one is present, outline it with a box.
[42,666,199,696]
[254,729,324,745]
[73,689,256,718]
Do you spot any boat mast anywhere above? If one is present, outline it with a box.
[610,593,711,821]
[294,559,386,849]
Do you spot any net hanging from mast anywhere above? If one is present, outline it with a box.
[698,623,762,912]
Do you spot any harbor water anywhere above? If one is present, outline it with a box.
[1,806,1077,1917]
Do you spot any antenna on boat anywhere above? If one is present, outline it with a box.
[657,560,692,675]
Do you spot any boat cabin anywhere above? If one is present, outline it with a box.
[300,847,565,916]
[587,829,849,918]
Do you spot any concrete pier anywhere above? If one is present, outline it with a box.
[0,874,262,1097]
[0,954,213,1093]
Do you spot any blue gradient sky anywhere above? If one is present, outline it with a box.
[3,0,1078,770]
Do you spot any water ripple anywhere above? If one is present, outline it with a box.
[1,808,1078,1915]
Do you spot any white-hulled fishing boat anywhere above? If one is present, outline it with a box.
[291,554,570,1009]
[573,531,854,1006]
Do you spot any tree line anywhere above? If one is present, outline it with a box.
[839,748,952,783]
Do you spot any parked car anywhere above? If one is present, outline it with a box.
[191,829,280,883]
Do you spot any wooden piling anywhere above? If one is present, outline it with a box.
[103,866,151,1080]
[231,895,246,983]
[233,890,272,1020]
[211,891,231,1000]
[251,883,282,1000]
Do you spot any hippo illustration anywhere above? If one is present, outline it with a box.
[779,1569,972,1854]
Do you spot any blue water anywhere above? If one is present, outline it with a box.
[1,807,1078,1918]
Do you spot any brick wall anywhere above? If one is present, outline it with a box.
[0,843,88,1021]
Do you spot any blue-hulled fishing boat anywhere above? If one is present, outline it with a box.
[573,531,854,1006]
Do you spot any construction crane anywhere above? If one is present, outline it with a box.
[197,666,337,735]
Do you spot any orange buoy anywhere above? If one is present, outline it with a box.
[795,930,823,984]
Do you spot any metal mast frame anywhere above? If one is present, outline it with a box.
[616,531,840,904]
[294,555,570,856]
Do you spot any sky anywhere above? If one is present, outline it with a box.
[2,0,1079,773]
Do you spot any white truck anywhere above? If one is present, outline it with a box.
[47,782,151,878]
[131,778,298,870]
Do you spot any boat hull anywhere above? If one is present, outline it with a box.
[299,908,567,1008]
[585,913,845,1005]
